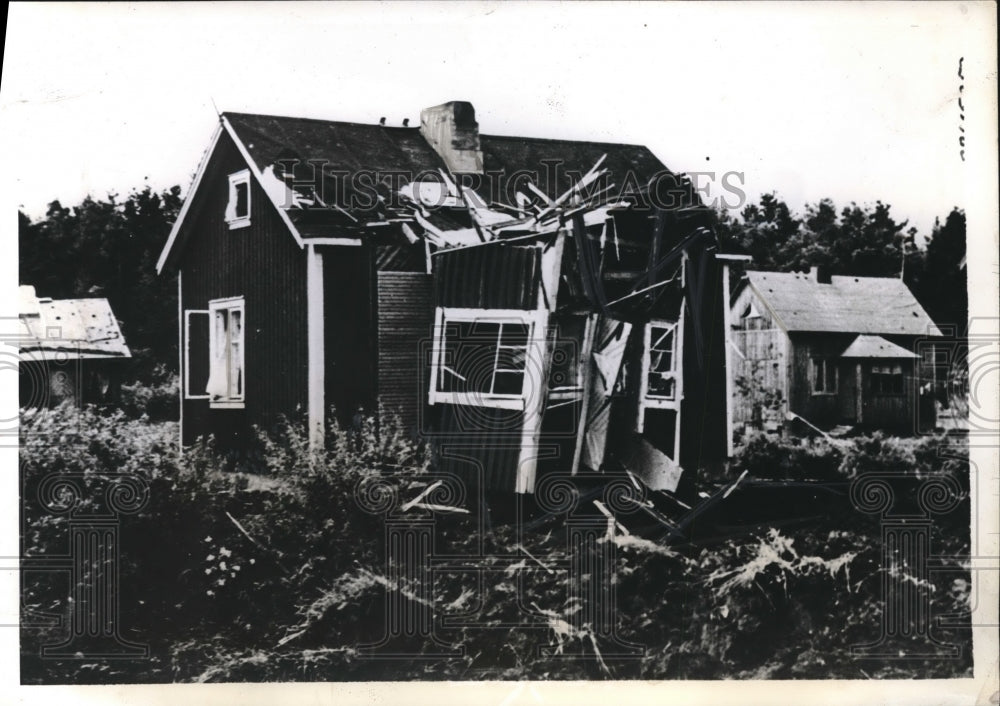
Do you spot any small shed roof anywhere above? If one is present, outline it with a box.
[744,270,942,336]
[840,334,919,359]
[18,286,131,361]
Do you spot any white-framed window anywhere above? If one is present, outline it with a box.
[871,363,904,396]
[641,320,680,405]
[206,297,245,408]
[811,357,838,395]
[636,318,684,434]
[429,307,547,410]
[226,170,251,229]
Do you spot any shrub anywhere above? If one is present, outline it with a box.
[19,405,972,683]
[119,364,179,422]
[732,431,845,481]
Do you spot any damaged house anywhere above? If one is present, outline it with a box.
[156,101,742,495]
[18,285,132,407]
[728,267,943,440]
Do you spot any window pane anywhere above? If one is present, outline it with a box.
[495,346,527,373]
[440,321,497,395]
[493,371,525,395]
[825,361,837,391]
[647,374,675,399]
[235,181,249,218]
[499,322,529,348]
[230,310,242,398]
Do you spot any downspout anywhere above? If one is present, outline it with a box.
[306,244,325,451]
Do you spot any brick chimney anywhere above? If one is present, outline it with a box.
[419,101,484,174]
[808,265,832,284]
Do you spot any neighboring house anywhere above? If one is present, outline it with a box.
[157,101,741,495]
[728,267,942,439]
[18,285,132,407]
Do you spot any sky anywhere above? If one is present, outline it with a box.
[1,2,995,237]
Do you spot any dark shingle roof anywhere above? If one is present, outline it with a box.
[223,111,671,202]
[745,270,942,337]
[225,112,446,176]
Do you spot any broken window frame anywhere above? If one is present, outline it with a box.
[429,307,547,411]
[870,363,905,396]
[183,309,210,400]
[811,357,838,395]
[637,315,684,433]
[207,296,245,408]
[226,170,251,229]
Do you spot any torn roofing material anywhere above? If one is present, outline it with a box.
[743,270,942,337]
[18,286,131,360]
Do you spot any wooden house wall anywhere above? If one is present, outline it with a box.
[178,132,308,447]
[852,358,917,432]
[729,285,789,431]
[786,333,856,429]
[321,243,376,426]
[376,271,434,434]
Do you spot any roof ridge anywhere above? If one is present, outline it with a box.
[223,112,656,150]
[224,111,420,131]
[480,131,651,150]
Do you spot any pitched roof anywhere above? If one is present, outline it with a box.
[18,286,131,361]
[224,112,447,177]
[223,111,671,202]
[840,334,920,358]
[158,108,678,272]
[743,270,942,336]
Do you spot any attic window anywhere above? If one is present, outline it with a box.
[429,308,547,410]
[741,302,761,319]
[226,170,251,229]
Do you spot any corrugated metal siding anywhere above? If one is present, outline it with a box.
[179,131,308,446]
[377,272,433,433]
[434,404,524,492]
[435,244,541,309]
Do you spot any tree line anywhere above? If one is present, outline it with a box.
[18,188,967,385]
[713,194,967,332]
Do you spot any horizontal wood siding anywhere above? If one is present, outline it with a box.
[377,271,434,434]
[179,131,307,447]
